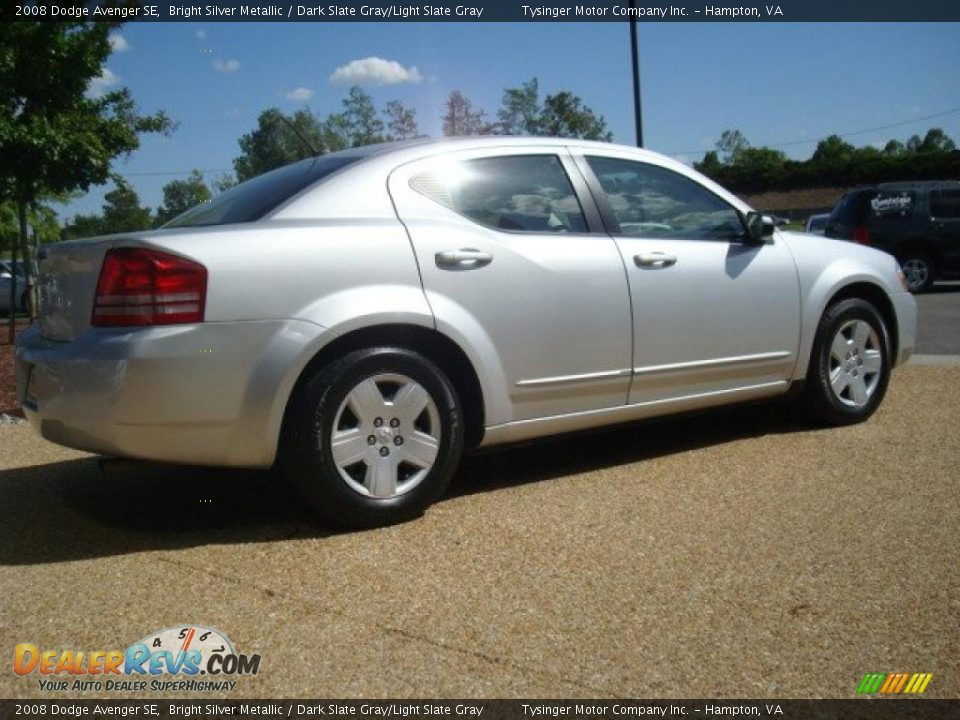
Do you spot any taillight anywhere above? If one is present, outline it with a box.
[92,248,207,327]
[852,226,871,245]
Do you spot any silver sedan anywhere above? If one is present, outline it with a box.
[16,138,917,526]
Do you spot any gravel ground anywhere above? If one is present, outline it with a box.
[0,365,957,699]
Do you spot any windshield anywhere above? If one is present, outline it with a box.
[164,154,362,228]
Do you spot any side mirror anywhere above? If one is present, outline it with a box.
[744,211,775,244]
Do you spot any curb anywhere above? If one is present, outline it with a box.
[908,354,960,366]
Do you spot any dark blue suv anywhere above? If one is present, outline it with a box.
[825,181,960,292]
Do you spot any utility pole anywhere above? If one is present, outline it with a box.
[628,0,644,147]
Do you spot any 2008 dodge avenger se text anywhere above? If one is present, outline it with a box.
[16,138,917,527]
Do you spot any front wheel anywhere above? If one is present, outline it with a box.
[282,347,464,528]
[802,298,891,426]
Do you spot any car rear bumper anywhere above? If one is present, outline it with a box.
[15,319,329,467]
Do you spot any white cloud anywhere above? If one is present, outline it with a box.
[284,87,315,102]
[87,68,120,98]
[329,57,422,86]
[195,29,207,40]
[213,59,240,73]
[108,33,130,52]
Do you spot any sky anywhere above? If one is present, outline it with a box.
[61,21,960,221]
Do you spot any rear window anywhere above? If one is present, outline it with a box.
[164,155,362,228]
[828,191,871,226]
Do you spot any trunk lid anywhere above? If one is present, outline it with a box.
[37,236,119,341]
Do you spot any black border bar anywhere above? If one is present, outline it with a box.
[5,0,960,22]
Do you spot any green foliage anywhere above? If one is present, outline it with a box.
[716,129,750,164]
[0,20,174,204]
[155,170,212,227]
[696,128,960,193]
[384,100,418,140]
[342,86,385,146]
[538,92,611,141]
[497,78,542,136]
[491,78,612,141]
[0,201,60,249]
[233,108,328,182]
[63,178,152,238]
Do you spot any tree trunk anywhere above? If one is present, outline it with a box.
[7,201,25,343]
[22,204,36,321]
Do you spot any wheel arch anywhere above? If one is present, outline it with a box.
[279,324,486,451]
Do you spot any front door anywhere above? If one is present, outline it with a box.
[578,152,801,406]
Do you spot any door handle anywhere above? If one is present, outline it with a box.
[634,252,677,268]
[435,249,493,269]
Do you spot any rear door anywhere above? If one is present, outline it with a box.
[577,151,800,406]
[388,147,632,425]
[930,189,960,273]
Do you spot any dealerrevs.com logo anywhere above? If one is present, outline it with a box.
[13,625,261,693]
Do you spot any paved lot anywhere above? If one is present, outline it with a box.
[915,281,960,355]
[1,365,957,699]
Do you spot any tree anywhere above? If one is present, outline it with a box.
[918,127,956,153]
[442,90,488,136]
[233,108,326,182]
[384,100,418,140]
[497,78,542,136]
[155,170,211,226]
[212,173,237,194]
[62,178,152,238]
[63,213,105,240]
[811,134,857,166]
[1,201,60,249]
[538,92,612,141]
[716,129,750,164]
[694,150,723,177]
[883,139,906,156]
[342,86,385,146]
[101,179,152,234]
[0,20,172,332]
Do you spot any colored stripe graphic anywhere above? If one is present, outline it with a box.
[857,672,932,694]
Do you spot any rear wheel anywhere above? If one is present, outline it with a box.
[282,347,464,528]
[898,252,934,293]
[802,298,891,425]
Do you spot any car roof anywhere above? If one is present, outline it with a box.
[877,180,960,191]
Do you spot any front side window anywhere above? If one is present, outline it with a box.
[410,155,587,233]
[586,156,744,241]
[930,189,960,219]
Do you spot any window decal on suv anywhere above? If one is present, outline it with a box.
[870,192,915,218]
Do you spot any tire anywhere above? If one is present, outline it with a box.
[898,252,934,293]
[281,347,464,528]
[802,298,891,426]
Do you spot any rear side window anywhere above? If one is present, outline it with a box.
[164,155,361,228]
[586,156,744,241]
[930,189,960,219]
[410,155,587,233]
[869,191,916,220]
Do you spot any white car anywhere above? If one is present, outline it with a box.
[17,138,917,526]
